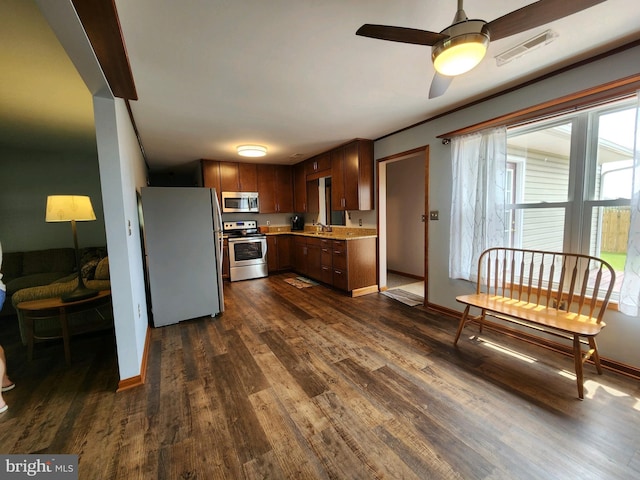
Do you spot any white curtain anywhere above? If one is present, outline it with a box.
[619,94,640,316]
[449,127,507,281]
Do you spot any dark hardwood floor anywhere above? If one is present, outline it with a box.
[1,273,639,479]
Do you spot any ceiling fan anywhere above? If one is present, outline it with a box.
[356,0,606,98]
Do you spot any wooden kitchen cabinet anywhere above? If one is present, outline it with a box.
[220,161,258,192]
[293,162,307,213]
[320,237,377,293]
[320,239,333,285]
[257,165,294,213]
[331,139,374,211]
[201,159,222,204]
[306,238,322,281]
[292,236,321,278]
[267,235,292,273]
[306,152,331,177]
[293,236,308,276]
[293,235,377,295]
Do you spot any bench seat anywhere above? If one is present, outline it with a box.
[453,247,615,399]
[456,293,605,337]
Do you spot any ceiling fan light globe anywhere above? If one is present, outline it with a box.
[432,32,489,76]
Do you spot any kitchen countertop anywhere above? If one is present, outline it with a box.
[263,226,377,240]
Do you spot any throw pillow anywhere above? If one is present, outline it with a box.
[81,258,100,279]
[94,257,110,280]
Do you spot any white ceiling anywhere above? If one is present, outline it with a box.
[2,0,640,172]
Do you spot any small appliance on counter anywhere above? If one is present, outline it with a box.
[291,215,304,231]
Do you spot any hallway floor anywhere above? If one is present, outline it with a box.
[386,272,424,297]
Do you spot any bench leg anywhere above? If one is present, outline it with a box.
[454,305,471,346]
[588,337,603,375]
[478,310,486,334]
[573,335,584,400]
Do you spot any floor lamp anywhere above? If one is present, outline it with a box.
[46,195,99,302]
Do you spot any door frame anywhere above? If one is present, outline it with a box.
[377,145,429,303]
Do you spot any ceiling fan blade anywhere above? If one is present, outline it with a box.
[356,24,447,46]
[483,0,606,42]
[429,73,453,99]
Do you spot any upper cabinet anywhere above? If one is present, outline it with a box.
[294,162,307,213]
[331,139,374,211]
[306,152,331,177]
[201,159,222,204]
[220,161,258,192]
[202,138,372,215]
[257,164,293,213]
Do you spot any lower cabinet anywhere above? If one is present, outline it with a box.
[292,236,321,278]
[295,236,377,294]
[267,235,292,273]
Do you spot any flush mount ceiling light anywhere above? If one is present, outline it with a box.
[431,20,489,76]
[237,145,267,157]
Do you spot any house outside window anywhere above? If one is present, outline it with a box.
[506,97,637,297]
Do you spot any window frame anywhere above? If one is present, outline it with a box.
[505,97,637,302]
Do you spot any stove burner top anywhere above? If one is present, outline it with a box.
[223,220,265,239]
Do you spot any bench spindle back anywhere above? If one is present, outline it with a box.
[477,248,615,325]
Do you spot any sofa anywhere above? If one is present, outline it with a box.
[1,246,112,344]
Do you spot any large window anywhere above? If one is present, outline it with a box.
[506,98,637,295]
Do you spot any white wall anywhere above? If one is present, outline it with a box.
[94,95,150,380]
[0,146,106,252]
[375,45,640,368]
[386,155,424,277]
[38,0,149,382]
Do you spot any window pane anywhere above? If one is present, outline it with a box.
[509,207,566,251]
[596,107,636,200]
[507,122,572,203]
[589,205,628,293]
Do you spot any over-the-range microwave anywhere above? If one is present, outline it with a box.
[221,191,259,213]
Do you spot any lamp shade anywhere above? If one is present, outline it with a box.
[46,195,96,222]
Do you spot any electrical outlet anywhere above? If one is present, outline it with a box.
[266,220,270,226]
[359,219,362,226]
[429,211,439,221]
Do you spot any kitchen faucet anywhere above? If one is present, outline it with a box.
[315,222,332,233]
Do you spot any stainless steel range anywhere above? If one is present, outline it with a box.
[224,220,268,282]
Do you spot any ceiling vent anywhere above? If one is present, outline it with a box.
[495,29,558,67]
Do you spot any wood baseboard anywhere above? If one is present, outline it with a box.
[387,269,424,281]
[116,325,151,392]
[351,285,379,297]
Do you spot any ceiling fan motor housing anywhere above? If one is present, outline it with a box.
[432,19,489,76]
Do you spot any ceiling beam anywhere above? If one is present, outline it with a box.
[71,0,137,100]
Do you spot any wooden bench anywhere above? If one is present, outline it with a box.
[454,247,615,399]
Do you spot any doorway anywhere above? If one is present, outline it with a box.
[378,146,429,303]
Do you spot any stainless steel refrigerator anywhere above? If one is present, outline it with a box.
[140,187,224,327]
